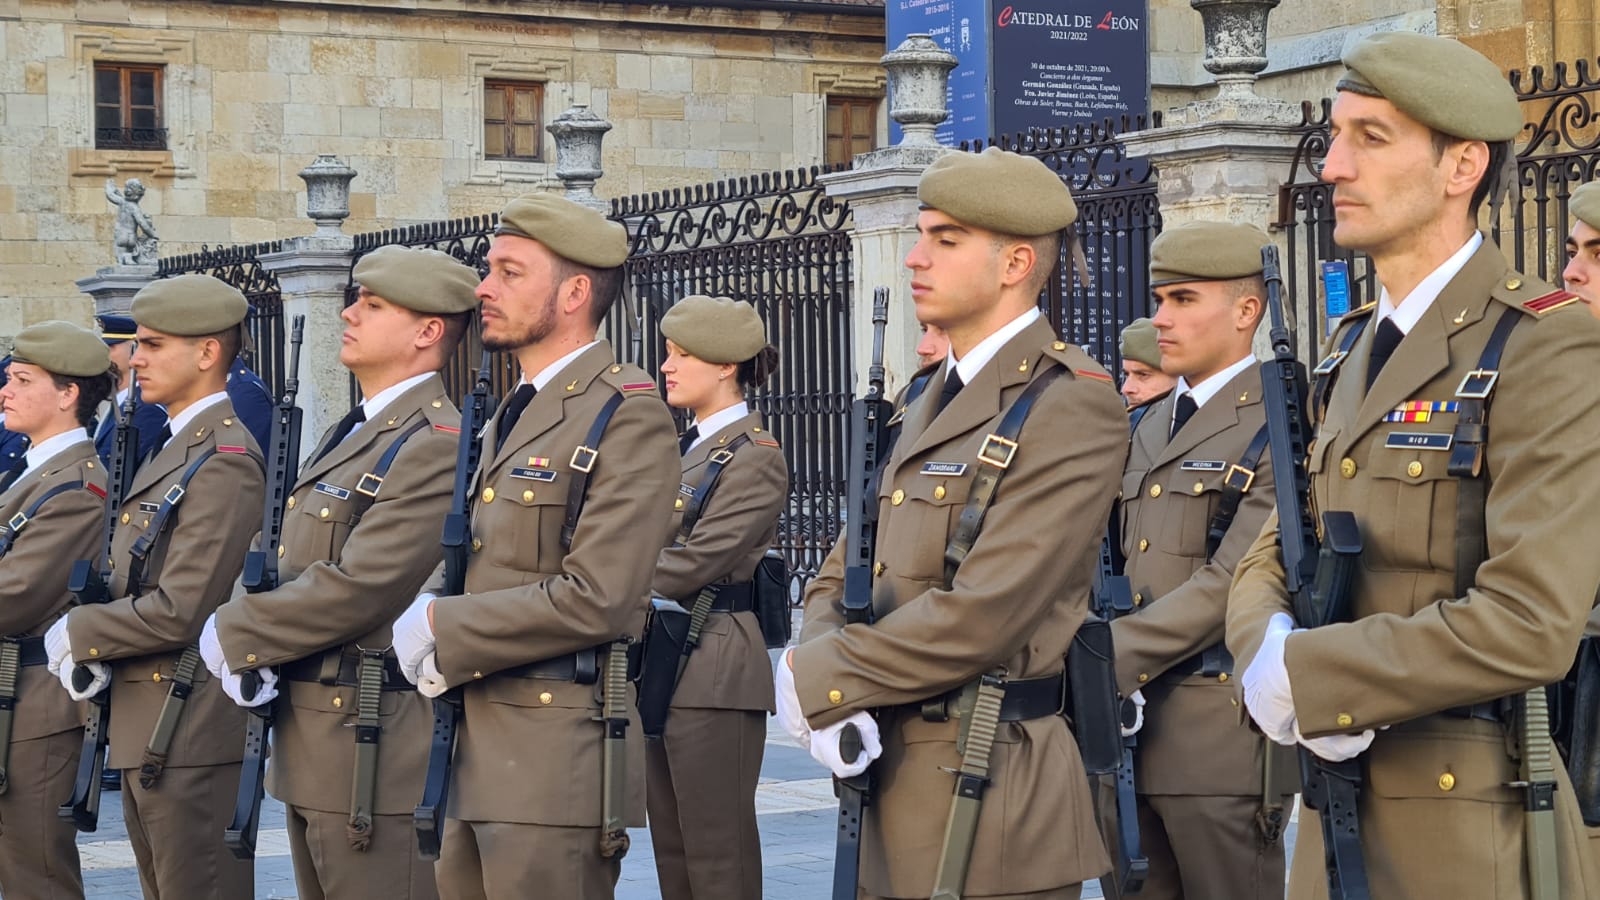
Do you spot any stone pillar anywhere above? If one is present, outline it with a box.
[259,156,359,459]
[547,104,613,212]
[76,265,158,317]
[819,35,957,396]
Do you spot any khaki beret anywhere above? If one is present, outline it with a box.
[1149,221,1270,288]
[495,193,628,269]
[660,295,769,364]
[918,147,1077,236]
[132,274,249,336]
[1119,318,1162,369]
[1572,181,1600,231]
[11,321,112,378]
[1337,32,1520,142]
[353,245,480,315]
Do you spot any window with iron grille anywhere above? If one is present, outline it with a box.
[825,96,878,167]
[484,80,544,161]
[94,63,166,150]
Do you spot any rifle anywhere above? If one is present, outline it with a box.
[414,348,494,860]
[831,287,892,900]
[226,315,305,858]
[1257,245,1368,899]
[60,382,143,831]
[1089,535,1149,896]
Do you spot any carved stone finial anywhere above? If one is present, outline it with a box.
[1191,0,1281,101]
[882,34,959,149]
[299,155,358,238]
[547,104,613,212]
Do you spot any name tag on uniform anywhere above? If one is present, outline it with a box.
[138,501,161,513]
[314,482,352,500]
[509,467,558,482]
[678,482,696,496]
[1383,432,1453,451]
[1180,460,1228,472]
[920,462,968,477]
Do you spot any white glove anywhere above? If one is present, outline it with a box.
[416,653,448,698]
[59,655,111,701]
[199,614,227,678]
[1295,720,1376,762]
[809,711,882,779]
[773,648,811,750]
[393,593,437,685]
[1120,689,1146,738]
[1241,612,1299,745]
[219,662,279,708]
[44,617,72,677]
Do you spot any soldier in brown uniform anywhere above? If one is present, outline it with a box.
[777,147,1127,899]
[1106,222,1286,900]
[46,275,265,898]
[1228,33,1600,898]
[198,246,479,900]
[646,294,788,899]
[0,322,114,899]
[390,194,680,900]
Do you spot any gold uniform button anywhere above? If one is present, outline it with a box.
[1133,592,1144,605]
[88,648,99,657]
[1505,277,1522,290]
[1438,772,1456,791]
[522,489,535,502]
[674,497,685,511]
[286,496,295,510]
[753,427,763,433]
[873,561,886,576]
[223,418,233,426]
[277,545,286,558]
[1149,484,1162,498]
[1138,539,1149,552]
[432,400,443,408]
[1192,482,1205,494]
[319,507,330,519]
[86,461,94,468]
[471,538,483,553]
[482,487,495,504]
[473,671,484,679]
[121,512,130,525]
[1053,341,1068,351]
[539,691,554,705]
[246,654,257,664]
[828,689,843,705]
[1340,458,1358,479]
[333,696,343,708]
[933,485,946,500]
[152,672,162,682]
[1137,673,1149,683]
[1406,460,1423,478]
[890,490,905,506]
[1336,713,1354,727]
[1217,673,1229,683]
[610,365,622,373]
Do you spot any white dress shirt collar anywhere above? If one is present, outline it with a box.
[23,428,89,472]
[1377,232,1483,335]
[948,307,1042,386]
[688,401,750,452]
[162,391,229,450]
[1173,354,1257,411]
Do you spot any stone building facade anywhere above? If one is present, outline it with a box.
[0,0,886,332]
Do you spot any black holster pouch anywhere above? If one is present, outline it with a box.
[753,552,791,650]
[1566,636,1600,826]
[635,599,691,740]
[1065,615,1121,776]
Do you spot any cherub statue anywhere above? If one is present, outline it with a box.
[106,178,159,266]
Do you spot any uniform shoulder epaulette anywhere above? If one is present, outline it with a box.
[419,393,461,433]
[1489,272,1584,317]
[747,424,781,449]
[1042,339,1113,384]
[1343,300,1378,318]
[597,362,658,395]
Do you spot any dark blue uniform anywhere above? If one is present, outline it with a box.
[93,397,167,468]
[226,360,273,451]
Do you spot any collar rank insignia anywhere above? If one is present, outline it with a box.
[1074,368,1113,383]
[433,424,460,434]
[1382,401,1458,423]
[621,382,656,392]
[1523,290,1582,316]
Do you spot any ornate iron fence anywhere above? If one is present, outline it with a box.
[962,115,1164,369]
[1278,57,1600,360]
[155,240,286,396]
[611,165,854,596]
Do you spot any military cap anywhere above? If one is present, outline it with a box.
[1572,181,1600,231]
[1119,318,1162,369]
[352,245,480,315]
[495,193,629,269]
[131,274,249,336]
[918,147,1078,236]
[96,314,138,346]
[1149,221,1270,288]
[11,321,112,378]
[1336,32,1520,142]
[660,295,769,364]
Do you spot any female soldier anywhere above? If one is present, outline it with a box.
[648,295,788,900]
[0,321,116,899]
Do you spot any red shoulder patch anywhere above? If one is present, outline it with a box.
[1524,290,1583,315]
[217,445,247,454]
[86,483,107,498]
[621,382,656,392]
[754,438,780,448]
[1074,368,1113,383]
[433,424,461,434]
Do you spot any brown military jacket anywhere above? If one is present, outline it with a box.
[213,374,458,814]
[1227,240,1600,898]
[797,317,1126,897]
[1115,364,1276,796]
[0,439,105,741]
[654,410,786,713]
[67,399,264,770]
[424,342,680,826]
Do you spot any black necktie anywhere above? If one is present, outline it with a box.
[1170,393,1198,440]
[935,369,964,415]
[1366,318,1405,391]
[678,425,699,456]
[0,459,28,494]
[315,406,367,462]
[142,423,171,467]
[495,384,536,454]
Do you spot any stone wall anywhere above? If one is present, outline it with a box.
[0,0,885,334]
